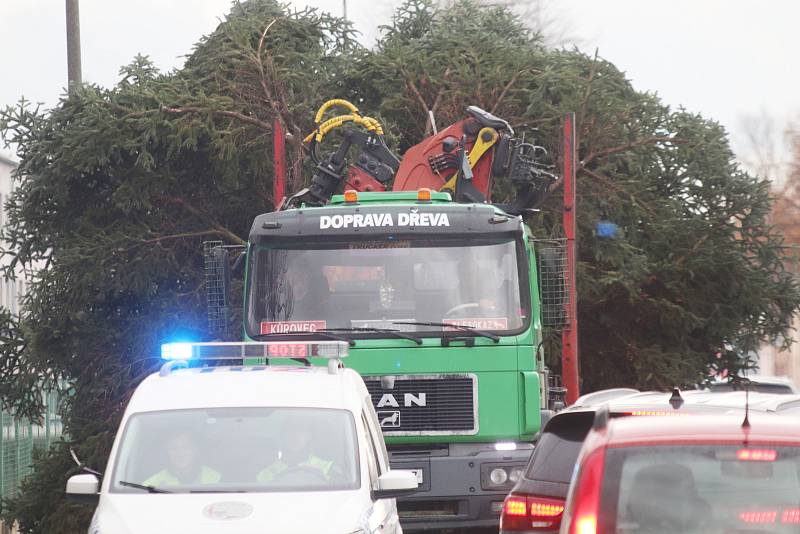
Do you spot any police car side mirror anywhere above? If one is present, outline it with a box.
[66,474,100,504]
[372,470,419,500]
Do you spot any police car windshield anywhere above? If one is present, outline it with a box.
[111,407,359,493]
[246,238,529,339]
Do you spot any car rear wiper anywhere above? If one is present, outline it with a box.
[252,330,355,346]
[119,480,172,493]
[391,321,500,343]
[321,328,423,345]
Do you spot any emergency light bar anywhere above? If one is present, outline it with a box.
[160,341,349,361]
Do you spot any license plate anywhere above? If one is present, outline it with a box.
[409,469,424,484]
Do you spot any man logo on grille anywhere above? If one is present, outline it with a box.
[378,411,401,428]
[377,393,427,408]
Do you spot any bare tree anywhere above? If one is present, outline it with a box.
[736,110,794,183]
[772,124,800,237]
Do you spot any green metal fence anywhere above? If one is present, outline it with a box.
[0,390,62,498]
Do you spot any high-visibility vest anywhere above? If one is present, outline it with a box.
[257,455,333,483]
[142,465,221,487]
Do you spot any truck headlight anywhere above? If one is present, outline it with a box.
[489,468,508,485]
[481,462,524,490]
[509,467,524,483]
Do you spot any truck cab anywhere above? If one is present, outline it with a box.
[244,190,547,529]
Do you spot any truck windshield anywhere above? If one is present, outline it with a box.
[111,407,359,493]
[246,238,529,338]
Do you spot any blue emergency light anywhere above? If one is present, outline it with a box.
[161,342,194,360]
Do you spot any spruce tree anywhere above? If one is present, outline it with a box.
[0,1,797,530]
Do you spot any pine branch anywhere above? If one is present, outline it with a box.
[256,19,279,104]
[581,136,683,167]
[430,68,452,121]
[143,230,226,243]
[164,106,272,132]
[491,68,529,114]
[579,167,657,216]
[403,69,429,112]
[160,197,247,245]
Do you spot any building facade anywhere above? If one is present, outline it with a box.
[0,154,25,314]
[0,155,61,531]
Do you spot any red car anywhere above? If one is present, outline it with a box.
[559,412,800,533]
[499,388,765,533]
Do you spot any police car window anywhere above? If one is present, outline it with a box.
[111,407,359,493]
[363,397,390,474]
[361,412,380,486]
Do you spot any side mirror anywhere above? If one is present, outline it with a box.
[372,470,419,500]
[69,447,103,476]
[204,241,232,338]
[537,243,568,327]
[66,474,100,504]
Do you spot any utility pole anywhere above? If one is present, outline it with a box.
[65,0,82,86]
[561,112,580,405]
[342,0,348,22]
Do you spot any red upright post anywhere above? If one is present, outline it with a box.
[273,119,286,210]
[562,112,580,405]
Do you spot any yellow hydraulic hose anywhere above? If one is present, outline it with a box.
[314,99,360,124]
[303,99,386,144]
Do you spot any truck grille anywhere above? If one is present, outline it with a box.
[364,374,478,436]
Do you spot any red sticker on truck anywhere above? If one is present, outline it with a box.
[443,318,508,330]
[260,321,327,334]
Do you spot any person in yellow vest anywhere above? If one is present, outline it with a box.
[144,431,221,487]
[257,424,334,484]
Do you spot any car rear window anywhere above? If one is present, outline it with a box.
[599,445,800,533]
[526,412,593,483]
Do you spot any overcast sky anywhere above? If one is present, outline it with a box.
[1,0,798,174]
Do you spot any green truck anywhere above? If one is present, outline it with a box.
[207,104,568,530]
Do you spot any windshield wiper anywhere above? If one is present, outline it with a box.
[391,321,500,343]
[321,328,423,345]
[252,330,355,346]
[119,480,172,494]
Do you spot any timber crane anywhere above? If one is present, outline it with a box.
[283,99,558,214]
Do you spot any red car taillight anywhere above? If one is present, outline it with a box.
[568,448,606,534]
[501,494,565,531]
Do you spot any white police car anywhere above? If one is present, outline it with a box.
[66,341,418,534]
